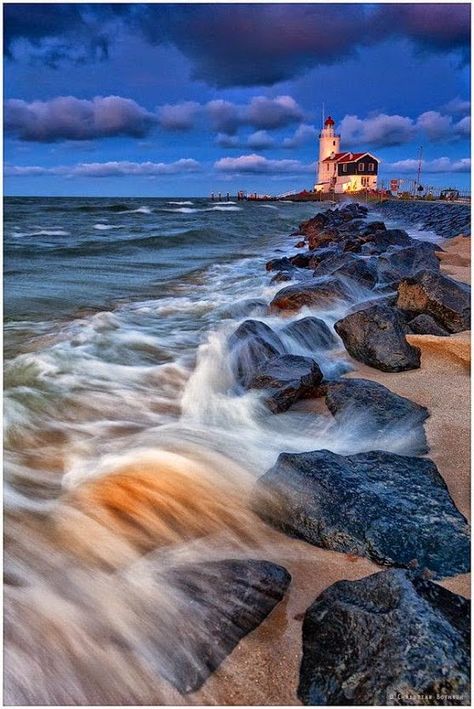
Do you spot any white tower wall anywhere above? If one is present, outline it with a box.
[316,119,341,187]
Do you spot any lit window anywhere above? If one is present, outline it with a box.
[368,163,375,172]
[358,163,365,172]
[342,164,348,172]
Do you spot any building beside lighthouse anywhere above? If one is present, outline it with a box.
[314,116,380,194]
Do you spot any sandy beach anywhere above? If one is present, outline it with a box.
[190,233,472,706]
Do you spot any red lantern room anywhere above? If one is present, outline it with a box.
[324,116,335,127]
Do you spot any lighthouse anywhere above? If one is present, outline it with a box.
[314,115,380,194]
[317,116,340,185]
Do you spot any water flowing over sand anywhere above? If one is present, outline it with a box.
[4,197,470,704]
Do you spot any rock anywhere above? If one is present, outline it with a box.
[298,569,470,706]
[362,220,387,234]
[333,258,378,289]
[156,559,291,693]
[346,228,413,256]
[289,252,313,268]
[281,316,338,351]
[294,240,306,248]
[247,354,323,412]
[266,257,293,272]
[228,320,284,386]
[255,449,470,577]
[270,276,351,312]
[334,304,421,372]
[376,243,440,284]
[220,299,268,318]
[325,378,429,452]
[397,270,471,333]
[408,313,450,337]
[270,271,293,284]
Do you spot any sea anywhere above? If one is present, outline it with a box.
[3,196,442,704]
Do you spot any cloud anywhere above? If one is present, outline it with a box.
[283,124,318,148]
[338,105,471,148]
[340,113,416,148]
[246,131,275,150]
[5,158,201,177]
[157,101,200,131]
[6,5,469,85]
[5,96,155,142]
[442,97,471,115]
[206,96,303,134]
[214,154,315,174]
[384,157,471,174]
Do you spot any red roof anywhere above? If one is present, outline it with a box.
[322,152,350,162]
[337,152,366,163]
[324,116,335,126]
[322,151,379,163]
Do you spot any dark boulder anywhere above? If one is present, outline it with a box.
[294,240,306,248]
[228,320,284,386]
[325,377,429,453]
[298,569,470,706]
[156,559,291,694]
[397,269,471,333]
[270,276,351,312]
[376,242,441,284]
[289,252,313,268]
[347,228,413,256]
[255,449,470,577]
[334,304,421,372]
[265,257,293,272]
[247,354,323,412]
[362,220,387,234]
[281,316,338,351]
[408,313,450,337]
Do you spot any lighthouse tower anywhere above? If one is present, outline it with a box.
[317,116,341,187]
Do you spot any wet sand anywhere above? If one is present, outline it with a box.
[190,236,471,705]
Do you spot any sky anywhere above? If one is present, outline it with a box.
[3,2,471,197]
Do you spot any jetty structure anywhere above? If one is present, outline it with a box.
[314,116,380,194]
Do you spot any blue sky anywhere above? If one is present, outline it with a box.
[4,2,471,196]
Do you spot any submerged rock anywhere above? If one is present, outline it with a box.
[157,559,291,693]
[334,304,421,372]
[228,320,283,386]
[270,276,351,312]
[281,316,338,351]
[397,269,471,333]
[298,569,470,706]
[248,354,323,412]
[324,378,429,452]
[255,449,470,577]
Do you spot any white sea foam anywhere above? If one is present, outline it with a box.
[167,201,194,206]
[93,223,126,230]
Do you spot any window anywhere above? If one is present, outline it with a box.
[358,163,365,172]
[368,162,375,172]
[333,141,336,146]
[327,163,330,171]
[361,177,367,186]
[342,164,348,172]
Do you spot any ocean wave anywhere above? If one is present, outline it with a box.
[167,201,194,206]
[123,206,153,214]
[93,224,126,230]
[11,229,70,237]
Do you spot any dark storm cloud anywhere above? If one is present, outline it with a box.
[4,96,156,141]
[5,4,470,85]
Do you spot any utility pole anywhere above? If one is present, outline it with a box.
[415,146,423,198]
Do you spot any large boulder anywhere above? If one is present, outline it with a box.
[228,320,284,386]
[247,354,323,412]
[281,316,338,351]
[346,228,413,255]
[270,276,351,312]
[397,269,471,333]
[265,256,293,272]
[334,304,421,372]
[376,242,441,284]
[255,449,470,577]
[298,569,470,706]
[156,559,291,693]
[324,378,428,453]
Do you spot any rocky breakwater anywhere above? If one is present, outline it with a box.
[375,199,471,239]
[238,202,470,704]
